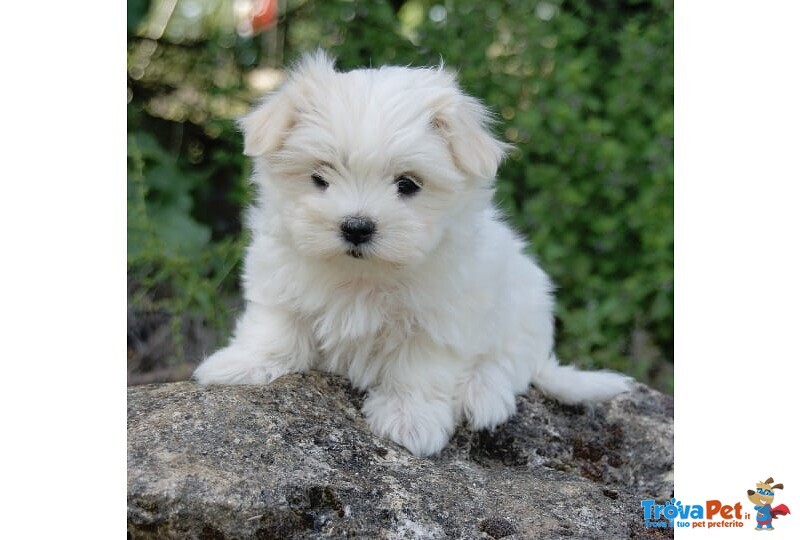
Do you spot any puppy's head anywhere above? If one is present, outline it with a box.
[240,51,507,267]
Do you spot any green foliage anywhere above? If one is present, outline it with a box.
[128,132,211,256]
[127,19,258,368]
[127,0,151,35]
[128,0,672,391]
[127,130,246,364]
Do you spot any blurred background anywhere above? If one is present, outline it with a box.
[127,0,673,393]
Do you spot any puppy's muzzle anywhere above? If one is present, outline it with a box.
[340,216,376,246]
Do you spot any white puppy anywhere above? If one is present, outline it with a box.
[194,52,632,456]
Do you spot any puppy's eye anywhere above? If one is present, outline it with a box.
[312,173,329,190]
[395,175,420,197]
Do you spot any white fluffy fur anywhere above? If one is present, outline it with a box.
[194,52,633,457]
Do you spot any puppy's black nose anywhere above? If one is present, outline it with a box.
[340,216,376,245]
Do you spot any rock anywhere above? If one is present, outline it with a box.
[128,372,673,539]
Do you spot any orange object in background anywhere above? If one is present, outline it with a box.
[251,0,278,33]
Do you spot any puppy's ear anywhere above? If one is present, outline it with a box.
[429,76,510,181]
[238,51,337,157]
[238,86,296,157]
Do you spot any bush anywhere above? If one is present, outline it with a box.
[127,0,673,392]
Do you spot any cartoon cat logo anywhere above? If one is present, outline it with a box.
[747,477,791,531]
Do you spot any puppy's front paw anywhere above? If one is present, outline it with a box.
[193,345,289,385]
[362,389,455,457]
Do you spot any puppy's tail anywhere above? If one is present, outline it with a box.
[532,355,634,405]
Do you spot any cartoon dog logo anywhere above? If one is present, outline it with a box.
[747,477,791,531]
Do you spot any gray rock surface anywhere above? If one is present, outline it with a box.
[128,372,673,539]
